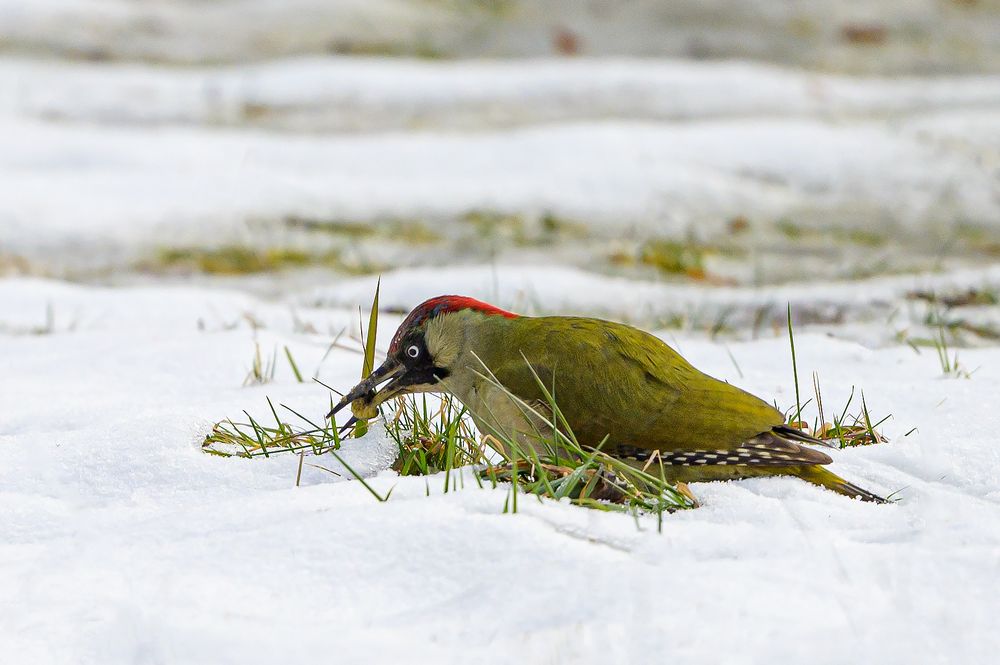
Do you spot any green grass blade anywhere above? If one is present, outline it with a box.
[284,345,304,383]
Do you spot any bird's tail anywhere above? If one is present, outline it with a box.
[795,466,889,504]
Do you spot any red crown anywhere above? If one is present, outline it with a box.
[390,295,517,353]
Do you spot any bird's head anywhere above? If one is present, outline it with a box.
[327,295,518,421]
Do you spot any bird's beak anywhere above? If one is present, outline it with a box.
[326,359,405,419]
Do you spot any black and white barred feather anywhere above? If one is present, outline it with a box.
[616,430,833,467]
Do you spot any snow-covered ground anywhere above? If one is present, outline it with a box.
[1,57,998,244]
[2,56,998,288]
[2,279,998,663]
[6,57,1000,131]
[4,4,1000,659]
[5,113,996,252]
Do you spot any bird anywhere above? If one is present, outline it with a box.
[328,295,887,503]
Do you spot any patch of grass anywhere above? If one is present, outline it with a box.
[784,306,892,447]
[353,279,381,438]
[774,219,886,247]
[202,396,342,458]
[344,371,694,519]
[926,312,974,378]
[326,39,446,60]
[284,216,377,238]
[953,222,1000,256]
[284,346,304,383]
[244,343,310,386]
[932,324,966,377]
[147,245,354,275]
[636,239,707,278]
[146,244,387,276]
[902,298,977,378]
[385,396,485,477]
[787,304,803,425]
[907,287,999,308]
[833,227,888,247]
[285,216,443,244]
[776,218,804,239]
[388,221,444,244]
[244,343,276,386]
[805,378,890,447]
[461,209,528,242]
[537,212,587,240]
[460,210,586,246]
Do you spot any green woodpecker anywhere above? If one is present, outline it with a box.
[329,296,886,503]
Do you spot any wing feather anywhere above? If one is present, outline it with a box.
[486,316,784,453]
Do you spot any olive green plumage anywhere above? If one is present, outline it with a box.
[331,297,887,503]
[468,315,784,452]
[431,311,884,503]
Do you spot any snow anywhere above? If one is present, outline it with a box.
[2,278,999,663]
[1,56,999,262]
[306,263,1000,344]
[3,114,999,258]
[4,57,1000,131]
[3,13,1000,661]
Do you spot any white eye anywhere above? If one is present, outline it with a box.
[406,344,420,358]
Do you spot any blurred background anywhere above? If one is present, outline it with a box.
[2,0,1000,339]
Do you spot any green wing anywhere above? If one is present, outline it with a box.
[486,316,784,452]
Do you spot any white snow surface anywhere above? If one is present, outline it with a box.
[3,114,999,256]
[306,262,1000,330]
[4,57,1000,131]
[2,278,999,664]
[2,57,999,260]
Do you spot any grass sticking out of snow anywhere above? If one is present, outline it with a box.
[776,218,888,248]
[203,377,696,520]
[377,383,696,520]
[608,237,748,283]
[385,396,486,477]
[784,305,893,448]
[244,343,277,386]
[460,209,588,246]
[638,238,708,279]
[141,245,381,275]
[284,215,443,244]
[800,379,891,448]
[352,278,381,438]
[202,396,343,459]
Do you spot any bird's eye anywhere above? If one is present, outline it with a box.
[406,344,420,358]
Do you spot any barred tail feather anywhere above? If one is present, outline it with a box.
[637,433,833,467]
[796,467,889,504]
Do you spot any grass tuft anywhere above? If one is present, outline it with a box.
[385,396,486,477]
[784,379,891,448]
[902,298,977,378]
[638,239,706,278]
[353,278,381,438]
[202,397,343,458]
[244,343,276,386]
[784,308,892,448]
[144,244,381,276]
